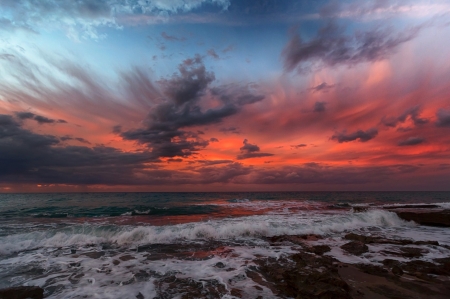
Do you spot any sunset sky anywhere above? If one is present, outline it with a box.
[1,0,450,192]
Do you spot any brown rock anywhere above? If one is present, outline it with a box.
[352,206,369,213]
[383,204,441,209]
[341,241,368,255]
[393,209,450,227]
[0,286,44,299]
[254,252,352,299]
[392,265,403,276]
[307,245,331,255]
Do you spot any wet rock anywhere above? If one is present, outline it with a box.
[400,247,428,258]
[136,292,144,299]
[112,259,120,265]
[0,286,44,299]
[81,251,105,259]
[68,273,84,284]
[119,254,135,261]
[68,262,81,268]
[344,233,439,246]
[214,262,225,268]
[307,245,331,255]
[341,241,368,255]
[383,258,450,280]
[356,264,388,277]
[267,234,322,245]
[392,265,403,276]
[254,252,352,299]
[230,288,242,298]
[383,204,441,209]
[153,275,227,299]
[393,209,450,227]
[352,206,369,213]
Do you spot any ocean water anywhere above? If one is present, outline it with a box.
[0,192,449,298]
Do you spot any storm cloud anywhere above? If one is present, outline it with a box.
[236,139,274,160]
[436,108,450,127]
[0,114,158,185]
[16,111,67,124]
[397,137,425,146]
[120,56,264,158]
[382,105,429,127]
[331,128,378,143]
[313,101,327,112]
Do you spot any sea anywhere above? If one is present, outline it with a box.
[0,192,449,298]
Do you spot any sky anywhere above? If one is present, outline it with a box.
[1,0,450,192]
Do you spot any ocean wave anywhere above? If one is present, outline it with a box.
[0,209,413,255]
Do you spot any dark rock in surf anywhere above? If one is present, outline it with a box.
[267,234,322,245]
[352,206,369,213]
[341,241,368,255]
[307,245,331,255]
[214,262,225,268]
[392,209,450,227]
[0,286,44,299]
[392,265,403,276]
[383,204,441,209]
[344,232,439,246]
[252,252,352,299]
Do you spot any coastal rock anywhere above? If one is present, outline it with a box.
[383,204,441,209]
[340,241,368,255]
[393,209,450,227]
[267,234,322,245]
[254,252,352,299]
[352,206,369,213]
[307,245,331,255]
[344,232,439,246]
[0,286,44,299]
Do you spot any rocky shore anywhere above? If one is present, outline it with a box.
[1,206,449,299]
[259,233,450,299]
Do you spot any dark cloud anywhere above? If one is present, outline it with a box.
[60,136,91,144]
[397,137,425,146]
[15,112,35,120]
[209,137,219,142]
[291,144,307,149]
[196,159,233,166]
[331,128,378,143]
[207,49,220,59]
[222,45,234,53]
[436,108,450,127]
[382,105,429,127]
[120,56,264,159]
[167,158,183,162]
[161,32,186,41]
[193,162,252,184]
[243,163,415,185]
[0,114,158,185]
[211,83,265,106]
[219,127,241,134]
[313,101,327,112]
[283,22,420,72]
[15,111,67,125]
[309,82,334,93]
[237,139,274,160]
